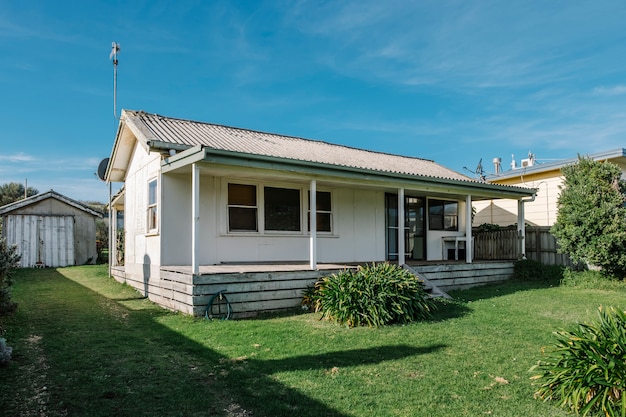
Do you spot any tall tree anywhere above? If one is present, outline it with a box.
[0,183,38,207]
[551,156,626,277]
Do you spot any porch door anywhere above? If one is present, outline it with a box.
[385,194,426,261]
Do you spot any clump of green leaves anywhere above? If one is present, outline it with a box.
[0,237,20,315]
[531,306,626,416]
[551,156,626,277]
[311,263,436,327]
[513,259,564,283]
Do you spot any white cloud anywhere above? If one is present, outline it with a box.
[592,85,626,96]
[0,153,36,162]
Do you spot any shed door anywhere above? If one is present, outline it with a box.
[5,215,75,268]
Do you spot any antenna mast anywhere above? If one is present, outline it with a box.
[110,42,120,119]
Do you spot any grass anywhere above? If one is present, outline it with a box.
[1,266,625,416]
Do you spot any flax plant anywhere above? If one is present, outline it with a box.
[312,263,436,327]
[531,306,626,416]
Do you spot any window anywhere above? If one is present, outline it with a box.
[308,191,332,232]
[228,183,258,231]
[428,199,458,231]
[147,179,158,232]
[264,187,301,231]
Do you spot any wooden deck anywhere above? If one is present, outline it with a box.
[110,260,515,318]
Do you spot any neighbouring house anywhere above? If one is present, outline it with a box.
[0,190,102,267]
[473,149,626,227]
[105,110,535,317]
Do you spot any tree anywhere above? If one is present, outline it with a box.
[551,156,626,277]
[0,182,38,207]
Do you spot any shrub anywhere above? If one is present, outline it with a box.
[531,306,626,416]
[312,263,436,327]
[0,237,20,315]
[0,337,12,366]
[513,259,564,283]
[551,156,626,277]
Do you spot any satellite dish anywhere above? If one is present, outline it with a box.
[97,158,109,181]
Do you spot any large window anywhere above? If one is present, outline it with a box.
[228,183,258,231]
[264,187,301,231]
[227,182,333,234]
[308,191,332,232]
[147,178,158,232]
[428,199,458,231]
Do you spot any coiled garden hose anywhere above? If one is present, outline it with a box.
[204,290,232,320]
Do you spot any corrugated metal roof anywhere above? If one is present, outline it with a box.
[124,110,472,182]
[0,190,102,217]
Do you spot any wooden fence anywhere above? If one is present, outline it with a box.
[473,226,573,266]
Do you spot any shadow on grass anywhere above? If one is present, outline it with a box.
[1,268,442,417]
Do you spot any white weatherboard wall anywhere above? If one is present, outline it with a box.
[5,215,74,267]
[160,172,387,266]
[122,142,163,281]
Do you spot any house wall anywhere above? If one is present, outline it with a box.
[160,172,387,265]
[473,171,562,227]
[159,171,472,265]
[122,142,163,278]
[2,198,98,265]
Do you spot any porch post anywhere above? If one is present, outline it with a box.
[111,206,117,267]
[192,163,200,275]
[397,188,405,266]
[309,179,317,270]
[517,199,525,258]
[465,195,473,263]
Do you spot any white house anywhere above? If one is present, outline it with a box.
[473,149,626,227]
[106,110,535,316]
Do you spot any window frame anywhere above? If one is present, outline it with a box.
[146,178,158,233]
[227,183,259,232]
[307,190,333,233]
[223,180,334,236]
[428,199,458,231]
[264,186,302,232]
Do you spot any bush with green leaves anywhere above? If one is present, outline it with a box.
[531,306,626,416]
[513,259,564,283]
[551,156,626,277]
[311,263,436,327]
[0,237,20,315]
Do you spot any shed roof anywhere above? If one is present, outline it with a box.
[0,190,102,218]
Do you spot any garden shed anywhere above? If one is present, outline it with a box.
[0,190,102,267]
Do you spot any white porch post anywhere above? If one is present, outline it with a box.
[309,179,317,270]
[397,188,405,266]
[517,199,525,258]
[465,195,473,263]
[192,163,200,275]
[111,206,117,267]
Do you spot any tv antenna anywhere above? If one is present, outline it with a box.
[110,42,120,119]
[463,158,486,182]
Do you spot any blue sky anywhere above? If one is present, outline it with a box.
[2,1,626,202]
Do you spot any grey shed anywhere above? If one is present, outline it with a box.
[0,190,102,267]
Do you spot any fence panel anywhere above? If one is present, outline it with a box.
[473,226,572,266]
[474,229,518,260]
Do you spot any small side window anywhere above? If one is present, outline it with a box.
[147,179,158,232]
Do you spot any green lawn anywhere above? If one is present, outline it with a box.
[1,265,623,416]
